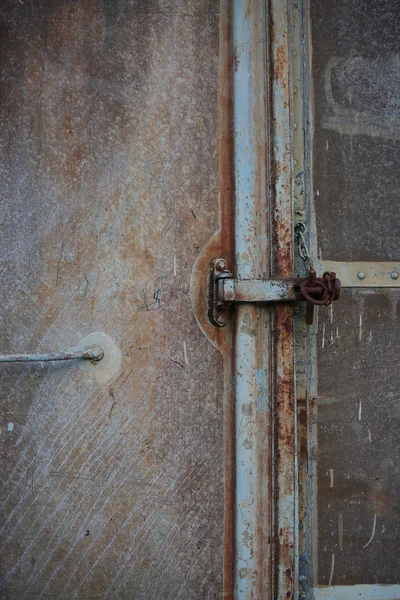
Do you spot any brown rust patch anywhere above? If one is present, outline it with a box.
[274,43,289,84]
[189,2,236,597]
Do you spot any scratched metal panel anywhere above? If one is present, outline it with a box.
[315,291,400,585]
[309,0,400,587]
[0,1,222,599]
[310,0,400,263]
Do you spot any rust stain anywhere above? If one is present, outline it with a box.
[190,1,235,597]
[269,2,295,593]
[274,43,289,84]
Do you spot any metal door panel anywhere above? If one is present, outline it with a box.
[303,0,400,596]
[0,2,222,598]
[315,290,400,584]
[2,1,398,598]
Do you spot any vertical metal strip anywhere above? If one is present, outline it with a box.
[291,0,314,596]
[232,1,271,598]
[231,1,297,598]
[269,0,297,598]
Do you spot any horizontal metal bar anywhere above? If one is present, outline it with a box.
[313,584,400,600]
[317,260,400,287]
[0,347,104,364]
[220,278,299,303]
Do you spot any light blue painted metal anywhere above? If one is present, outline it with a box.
[221,278,298,303]
[231,1,297,597]
[232,1,271,598]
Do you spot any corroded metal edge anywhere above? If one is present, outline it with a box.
[191,1,301,598]
[292,0,313,597]
[269,0,297,598]
[190,1,235,596]
[191,1,272,597]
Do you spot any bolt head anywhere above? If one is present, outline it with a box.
[90,348,104,361]
[215,259,227,272]
[391,271,399,280]
[216,314,227,326]
[357,272,366,280]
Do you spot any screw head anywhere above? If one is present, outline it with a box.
[90,347,104,361]
[215,259,227,273]
[216,314,227,326]
[357,272,366,280]
[391,271,399,280]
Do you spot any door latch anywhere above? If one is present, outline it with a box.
[209,259,341,327]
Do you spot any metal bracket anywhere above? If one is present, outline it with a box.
[316,260,400,287]
[209,258,341,327]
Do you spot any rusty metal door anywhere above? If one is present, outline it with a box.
[1,1,399,599]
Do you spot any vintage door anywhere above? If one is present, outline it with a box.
[1,1,399,600]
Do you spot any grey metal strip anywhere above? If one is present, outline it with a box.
[316,260,400,287]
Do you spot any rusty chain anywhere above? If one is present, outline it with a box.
[300,269,341,324]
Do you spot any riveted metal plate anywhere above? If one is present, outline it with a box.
[316,260,400,287]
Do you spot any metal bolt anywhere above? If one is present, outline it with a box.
[215,259,227,272]
[88,347,104,362]
[216,314,227,326]
[391,271,399,280]
[357,272,366,280]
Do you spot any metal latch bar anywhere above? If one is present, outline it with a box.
[219,278,299,303]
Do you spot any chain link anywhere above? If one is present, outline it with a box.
[295,222,312,268]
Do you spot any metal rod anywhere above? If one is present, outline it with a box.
[0,347,104,364]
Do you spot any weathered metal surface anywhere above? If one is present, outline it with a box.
[222,279,298,303]
[315,291,400,584]
[291,1,311,593]
[306,0,400,596]
[0,1,223,598]
[314,585,400,600]
[216,275,339,309]
[316,261,400,288]
[231,1,272,598]
[0,348,103,363]
[310,3,400,265]
[268,0,296,598]
[190,2,237,595]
